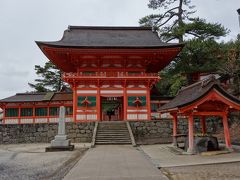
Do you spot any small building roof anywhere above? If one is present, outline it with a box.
[36,26,183,49]
[159,76,240,112]
[0,92,73,103]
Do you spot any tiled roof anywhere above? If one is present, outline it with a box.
[36,26,183,48]
[51,92,73,101]
[0,92,73,103]
[159,76,240,112]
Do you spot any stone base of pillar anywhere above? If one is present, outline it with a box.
[45,135,74,152]
[51,135,71,147]
[226,147,234,152]
[172,137,178,147]
[185,147,196,155]
[45,145,74,152]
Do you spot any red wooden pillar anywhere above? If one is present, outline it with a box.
[187,114,195,154]
[47,105,50,123]
[222,113,232,149]
[73,86,77,122]
[3,105,6,124]
[33,103,35,124]
[201,116,206,135]
[18,104,21,124]
[97,87,101,121]
[123,86,127,120]
[146,87,151,120]
[172,114,178,146]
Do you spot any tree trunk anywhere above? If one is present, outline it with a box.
[178,0,184,43]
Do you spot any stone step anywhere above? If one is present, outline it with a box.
[99,121,126,124]
[96,140,131,143]
[96,137,130,140]
[98,128,127,129]
[96,142,131,145]
[97,130,129,133]
[98,126,127,129]
[96,140,131,142]
[97,135,130,138]
[98,130,127,131]
[96,134,130,136]
[95,122,132,145]
[97,133,129,136]
[99,124,126,126]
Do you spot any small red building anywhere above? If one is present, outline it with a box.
[0,26,183,123]
[0,92,73,124]
[159,76,240,153]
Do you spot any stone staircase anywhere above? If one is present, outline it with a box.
[95,121,132,145]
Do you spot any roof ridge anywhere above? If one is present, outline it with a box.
[179,75,218,93]
[16,92,47,95]
[178,81,202,93]
[55,92,72,94]
[68,26,152,31]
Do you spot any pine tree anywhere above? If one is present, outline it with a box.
[218,35,240,96]
[139,0,229,95]
[139,0,229,42]
[28,61,67,92]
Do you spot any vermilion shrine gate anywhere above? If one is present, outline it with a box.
[35,26,183,122]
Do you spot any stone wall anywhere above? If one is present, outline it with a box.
[0,118,224,145]
[129,118,223,145]
[0,122,95,144]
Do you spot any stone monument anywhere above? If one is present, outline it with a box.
[46,106,74,151]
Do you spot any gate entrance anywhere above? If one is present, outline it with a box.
[101,96,123,121]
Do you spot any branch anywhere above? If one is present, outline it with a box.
[158,13,178,27]
[163,20,178,35]
[166,37,177,42]
[156,6,179,22]
[185,31,201,38]
[155,6,179,25]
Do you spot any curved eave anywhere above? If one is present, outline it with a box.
[177,85,240,109]
[36,41,184,49]
[36,41,183,73]
[159,84,240,113]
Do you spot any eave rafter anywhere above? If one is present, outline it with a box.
[41,46,182,72]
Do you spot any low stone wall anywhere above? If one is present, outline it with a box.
[129,118,223,145]
[0,118,224,145]
[0,122,95,144]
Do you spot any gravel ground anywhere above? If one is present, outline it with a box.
[0,144,88,180]
[161,162,240,180]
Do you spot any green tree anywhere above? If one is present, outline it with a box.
[174,38,222,83]
[140,0,229,95]
[156,71,187,96]
[28,61,67,92]
[139,0,229,42]
[218,35,240,96]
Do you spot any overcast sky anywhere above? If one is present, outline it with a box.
[0,0,239,99]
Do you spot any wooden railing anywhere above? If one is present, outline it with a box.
[63,72,159,78]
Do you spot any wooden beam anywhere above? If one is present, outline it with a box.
[192,111,226,116]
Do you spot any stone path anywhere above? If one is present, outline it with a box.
[140,144,240,168]
[63,145,167,180]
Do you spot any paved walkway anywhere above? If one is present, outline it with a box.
[64,145,167,180]
[140,144,240,168]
